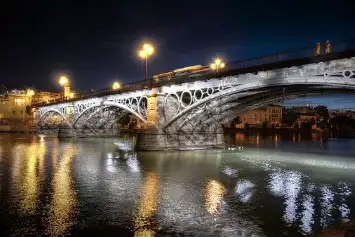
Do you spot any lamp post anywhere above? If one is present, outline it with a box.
[138,43,154,83]
[210,58,226,73]
[58,75,70,100]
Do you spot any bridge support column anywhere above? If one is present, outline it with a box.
[58,125,76,138]
[136,92,225,150]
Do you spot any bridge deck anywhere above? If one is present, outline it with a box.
[34,39,355,107]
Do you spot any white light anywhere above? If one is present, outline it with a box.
[300,194,314,234]
[235,179,255,203]
[126,154,140,173]
[222,166,238,177]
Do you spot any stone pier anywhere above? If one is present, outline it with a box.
[135,93,225,150]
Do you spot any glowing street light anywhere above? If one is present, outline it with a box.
[112,82,121,90]
[210,58,225,73]
[69,92,75,99]
[58,75,71,100]
[138,43,155,82]
[59,76,69,86]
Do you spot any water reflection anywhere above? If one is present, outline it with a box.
[2,135,355,237]
[134,172,159,237]
[338,181,351,222]
[205,179,226,215]
[126,153,140,173]
[235,179,255,203]
[320,185,334,228]
[267,167,353,234]
[47,144,78,237]
[300,194,314,234]
[12,142,46,215]
[283,171,301,224]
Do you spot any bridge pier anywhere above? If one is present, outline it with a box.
[136,92,225,150]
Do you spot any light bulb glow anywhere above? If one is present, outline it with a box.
[59,76,69,86]
[112,82,121,90]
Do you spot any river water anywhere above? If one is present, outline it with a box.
[0,132,355,237]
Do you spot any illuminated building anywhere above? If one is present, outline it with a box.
[0,89,34,131]
[238,104,283,128]
[32,91,61,104]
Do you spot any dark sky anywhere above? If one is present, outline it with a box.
[1,0,355,92]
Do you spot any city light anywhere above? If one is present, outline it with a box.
[26,89,35,96]
[139,43,154,59]
[210,58,226,72]
[138,43,155,82]
[59,76,69,86]
[69,92,75,99]
[112,82,121,90]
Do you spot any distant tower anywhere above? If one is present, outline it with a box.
[325,40,332,55]
[315,42,321,56]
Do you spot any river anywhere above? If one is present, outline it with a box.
[0,132,354,236]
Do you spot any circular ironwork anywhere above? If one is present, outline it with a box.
[193,89,204,101]
[180,91,193,108]
[343,70,352,78]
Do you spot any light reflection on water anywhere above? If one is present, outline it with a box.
[134,172,159,237]
[47,144,78,236]
[0,134,355,236]
[205,179,226,215]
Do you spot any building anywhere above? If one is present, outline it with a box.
[0,89,34,131]
[297,106,317,122]
[238,104,283,128]
[32,91,61,105]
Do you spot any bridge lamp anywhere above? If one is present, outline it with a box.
[138,43,155,83]
[59,76,69,86]
[58,75,71,100]
[112,82,121,90]
[210,58,225,72]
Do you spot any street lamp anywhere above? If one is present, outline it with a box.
[59,76,69,86]
[58,75,71,100]
[69,92,75,99]
[138,43,154,82]
[112,82,121,90]
[210,58,226,73]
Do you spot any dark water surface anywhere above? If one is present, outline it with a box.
[1,133,355,236]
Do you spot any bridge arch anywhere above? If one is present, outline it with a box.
[72,101,147,128]
[162,82,355,133]
[37,109,68,129]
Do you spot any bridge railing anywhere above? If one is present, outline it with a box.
[33,38,355,107]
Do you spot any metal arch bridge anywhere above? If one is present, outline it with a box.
[35,39,355,149]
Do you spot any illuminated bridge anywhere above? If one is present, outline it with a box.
[35,39,355,150]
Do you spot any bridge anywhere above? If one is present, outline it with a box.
[35,39,355,150]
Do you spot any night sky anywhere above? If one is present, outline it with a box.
[1,0,355,104]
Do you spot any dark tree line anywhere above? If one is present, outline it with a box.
[0,84,7,95]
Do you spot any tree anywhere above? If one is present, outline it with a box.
[231,116,241,127]
[330,116,355,129]
[314,105,329,121]
[261,121,268,129]
[314,106,329,129]
[0,84,7,95]
[282,109,298,126]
